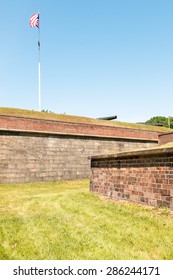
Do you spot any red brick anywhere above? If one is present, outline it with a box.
[91,152,173,209]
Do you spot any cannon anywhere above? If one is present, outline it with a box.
[137,122,164,127]
[97,115,117,121]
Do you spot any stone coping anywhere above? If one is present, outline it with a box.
[90,143,173,160]
[159,131,173,136]
[0,128,158,142]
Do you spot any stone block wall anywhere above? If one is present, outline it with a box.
[0,130,157,184]
[90,148,173,209]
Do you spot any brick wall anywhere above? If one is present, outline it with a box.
[90,148,173,209]
[0,115,160,140]
[159,132,173,145]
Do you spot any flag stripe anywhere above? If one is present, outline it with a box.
[30,13,39,28]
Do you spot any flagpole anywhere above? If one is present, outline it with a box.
[38,11,41,112]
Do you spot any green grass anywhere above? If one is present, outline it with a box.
[0,179,173,260]
[0,107,170,132]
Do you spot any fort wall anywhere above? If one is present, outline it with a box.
[159,132,173,145]
[0,114,160,140]
[90,147,173,209]
[0,115,158,184]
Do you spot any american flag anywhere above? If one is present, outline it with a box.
[30,13,39,28]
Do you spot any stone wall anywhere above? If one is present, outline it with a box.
[0,129,157,184]
[90,147,173,209]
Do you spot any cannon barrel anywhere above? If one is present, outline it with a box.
[137,122,164,127]
[97,115,117,121]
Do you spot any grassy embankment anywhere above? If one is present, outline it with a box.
[0,107,170,132]
[0,179,173,260]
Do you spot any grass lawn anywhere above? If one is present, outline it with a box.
[0,179,173,260]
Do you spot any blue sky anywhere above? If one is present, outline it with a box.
[0,0,173,122]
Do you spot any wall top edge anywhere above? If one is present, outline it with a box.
[159,131,173,137]
[0,128,158,142]
[90,145,173,160]
[0,114,168,134]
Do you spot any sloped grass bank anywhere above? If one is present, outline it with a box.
[0,179,173,260]
[0,107,169,132]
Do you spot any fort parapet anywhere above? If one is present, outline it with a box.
[0,108,166,184]
[90,144,173,209]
